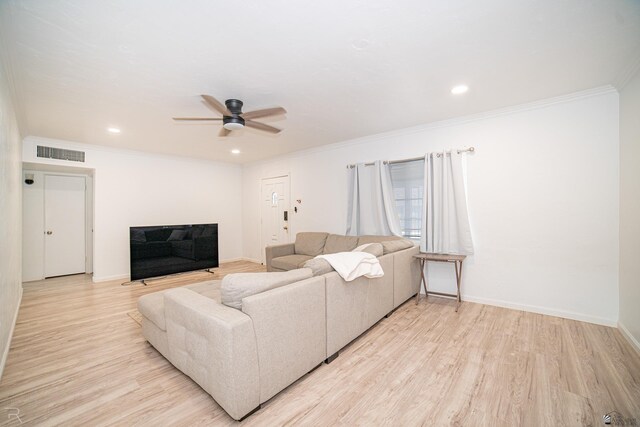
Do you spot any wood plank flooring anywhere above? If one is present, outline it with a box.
[1,260,639,426]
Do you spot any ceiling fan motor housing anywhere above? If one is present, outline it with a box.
[223,99,245,127]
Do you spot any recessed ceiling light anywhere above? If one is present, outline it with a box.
[107,127,121,134]
[451,85,469,95]
[231,149,241,154]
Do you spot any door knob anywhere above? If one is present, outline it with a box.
[283,226,288,230]
[46,231,53,235]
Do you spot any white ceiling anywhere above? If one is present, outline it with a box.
[1,0,639,164]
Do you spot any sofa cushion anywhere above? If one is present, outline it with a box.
[353,242,384,257]
[382,238,415,254]
[138,292,167,330]
[138,279,222,331]
[184,279,222,302]
[295,232,329,256]
[357,235,401,246]
[303,257,334,276]
[271,254,313,271]
[323,234,359,254]
[221,268,313,309]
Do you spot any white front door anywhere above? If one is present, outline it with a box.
[44,175,86,278]
[260,176,290,263]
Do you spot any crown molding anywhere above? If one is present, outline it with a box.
[245,85,617,168]
[614,53,640,91]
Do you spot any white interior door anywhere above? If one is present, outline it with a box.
[44,175,86,278]
[261,176,290,263]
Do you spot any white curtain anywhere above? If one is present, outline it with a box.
[421,151,474,255]
[346,161,402,236]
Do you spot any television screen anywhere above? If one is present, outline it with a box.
[129,223,219,281]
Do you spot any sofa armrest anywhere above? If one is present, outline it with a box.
[392,245,421,308]
[265,243,295,272]
[242,276,326,402]
[163,288,259,420]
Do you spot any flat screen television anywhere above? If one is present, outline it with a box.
[129,223,219,281]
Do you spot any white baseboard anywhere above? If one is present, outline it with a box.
[220,257,262,264]
[461,294,617,327]
[618,321,640,355]
[92,274,129,283]
[0,286,23,381]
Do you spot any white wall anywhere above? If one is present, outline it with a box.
[243,88,620,326]
[0,51,23,378]
[619,69,640,350]
[22,170,45,281]
[23,137,244,281]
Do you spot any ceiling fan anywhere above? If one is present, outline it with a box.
[173,95,286,137]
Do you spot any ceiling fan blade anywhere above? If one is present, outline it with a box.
[219,127,231,137]
[245,120,282,134]
[173,117,222,121]
[241,107,287,120]
[201,95,231,116]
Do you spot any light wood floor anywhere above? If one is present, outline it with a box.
[1,261,639,426]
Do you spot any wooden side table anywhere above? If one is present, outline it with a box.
[414,253,467,312]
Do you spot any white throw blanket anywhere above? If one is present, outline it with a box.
[317,252,384,282]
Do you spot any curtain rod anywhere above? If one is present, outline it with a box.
[346,146,475,169]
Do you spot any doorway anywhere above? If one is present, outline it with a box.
[44,175,86,278]
[260,175,290,264]
[22,167,94,282]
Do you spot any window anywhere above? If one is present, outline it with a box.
[389,160,424,240]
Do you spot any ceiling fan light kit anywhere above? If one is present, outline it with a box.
[173,95,286,137]
[222,99,245,130]
[223,117,245,130]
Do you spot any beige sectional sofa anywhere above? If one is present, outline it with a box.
[138,232,420,421]
[266,232,404,271]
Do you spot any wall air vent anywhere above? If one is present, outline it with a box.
[36,145,86,163]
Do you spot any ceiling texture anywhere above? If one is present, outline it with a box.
[1,0,639,163]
